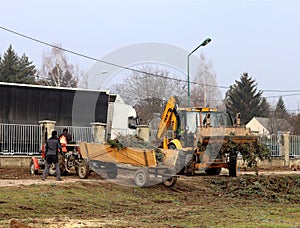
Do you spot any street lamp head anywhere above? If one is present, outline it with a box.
[201,37,212,47]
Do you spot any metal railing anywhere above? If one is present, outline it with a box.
[0,123,42,155]
[289,135,300,157]
[55,126,93,143]
[259,135,281,157]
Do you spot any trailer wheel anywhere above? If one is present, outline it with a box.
[106,163,118,179]
[162,169,177,187]
[134,169,149,187]
[229,151,237,177]
[30,160,38,175]
[78,161,89,179]
[163,176,177,187]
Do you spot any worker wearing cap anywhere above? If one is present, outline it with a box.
[42,130,62,181]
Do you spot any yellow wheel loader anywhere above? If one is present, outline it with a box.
[155,96,258,177]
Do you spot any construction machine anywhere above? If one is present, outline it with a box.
[155,96,258,177]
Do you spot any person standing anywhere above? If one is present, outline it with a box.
[59,128,72,153]
[42,130,62,181]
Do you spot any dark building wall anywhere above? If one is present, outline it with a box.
[0,83,109,127]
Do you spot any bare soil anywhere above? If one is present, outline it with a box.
[1,167,300,227]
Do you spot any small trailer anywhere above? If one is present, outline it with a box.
[77,142,180,187]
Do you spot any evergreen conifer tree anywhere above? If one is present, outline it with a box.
[225,72,268,124]
[0,45,36,84]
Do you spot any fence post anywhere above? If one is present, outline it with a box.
[137,125,150,142]
[281,132,290,167]
[91,122,106,143]
[39,120,56,145]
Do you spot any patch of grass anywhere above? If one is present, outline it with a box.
[1,176,300,227]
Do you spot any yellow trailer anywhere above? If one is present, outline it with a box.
[77,142,180,187]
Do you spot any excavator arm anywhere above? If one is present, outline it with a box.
[156,96,181,147]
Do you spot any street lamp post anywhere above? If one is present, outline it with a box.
[187,37,212,106]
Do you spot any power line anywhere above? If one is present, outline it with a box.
[263,89,300,92]
[264,93,300,98]
[0,25,226,89]
[1,25,300,98]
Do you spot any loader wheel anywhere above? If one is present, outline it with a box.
[205,168,221,175]
[229,152,237,177]
[78,161,89,179]
[30,160,38,175]
[134,169,149,187]
[106,163,118,179]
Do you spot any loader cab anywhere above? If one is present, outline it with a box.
[177,108,234,147]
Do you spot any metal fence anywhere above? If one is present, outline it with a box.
[55,126,93,143]
[259,134,281,157]
[2,122,300,158]
[289,135,300,157]
[0,123,42,155]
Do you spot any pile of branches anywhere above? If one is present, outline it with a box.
[107,135,165,162]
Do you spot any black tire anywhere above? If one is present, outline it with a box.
[78,160,89,179]
[229,152,237,177]
[162,169,177,187]
[58,153,69,176]
[49,163,57,176]
[163,176,177,187]
[106,163,118,179]
[205,167,221,175]
[30,160,38,175]
[134,169,149,187]
[168,143,177,149]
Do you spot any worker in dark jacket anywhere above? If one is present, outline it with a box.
[42,130,62,181]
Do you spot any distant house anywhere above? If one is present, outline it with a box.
[246,117,292,135]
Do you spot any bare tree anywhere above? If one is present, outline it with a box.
[110,64,187,124]
[191,54,222,108]
[38,44,83,87]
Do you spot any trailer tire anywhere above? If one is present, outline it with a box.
[30,160,38,175]
[106,163,118,179]
[229,152,237,177]
[78,161,89,179]
[134,169,149,187]
[163,176,177,187]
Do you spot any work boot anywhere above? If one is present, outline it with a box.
[56,178,62,181]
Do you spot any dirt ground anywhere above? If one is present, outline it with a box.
[0,166,299,187]
[1,166,300,227]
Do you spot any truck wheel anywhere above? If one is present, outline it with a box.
[134,169,149,187]
[229,152,237,177]
[30,160,38,175]
[205,168,221,175]
[78,161,89,179]
[106,163,118,179]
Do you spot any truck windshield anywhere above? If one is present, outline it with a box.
[204,112,233,127]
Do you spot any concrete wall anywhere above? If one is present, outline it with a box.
[0,156,33,167]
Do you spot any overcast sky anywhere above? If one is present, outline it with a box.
[1,0,300,111]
